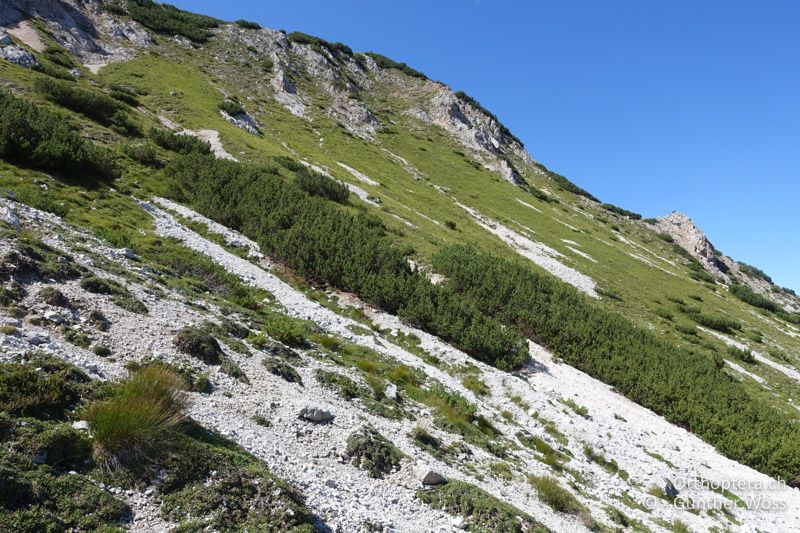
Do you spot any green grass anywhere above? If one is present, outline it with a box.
[416,479,547,533]
[86,366,188,469]
[528,475,583,515]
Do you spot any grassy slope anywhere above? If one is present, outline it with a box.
[2,15,799,451]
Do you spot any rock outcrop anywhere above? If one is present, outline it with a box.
[655,212,725,276]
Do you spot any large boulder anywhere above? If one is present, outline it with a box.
[414,463,447,486]
[298,405,334,424]
[0,45,37,68]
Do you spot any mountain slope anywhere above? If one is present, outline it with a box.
[1,1,800,532]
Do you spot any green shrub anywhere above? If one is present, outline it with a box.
[220,357,248,383]
[38,286,70,307]
[294,168,349,203]
[529,475,583,514]
[34,78,140,136]
[730,284,781,313]
[86,366,187,469]
[0,356,91,419]
[166,153,527,370]
[126,0,221,42]
[416,479,546,532]
[218,99,245,116]
[532,161,600,202]
[42,45,76,68]
[33,60,77,80]
[263,358,302,385]
[345,426,403,478]
[0,90,118,180]
[288,32,353,57]
[738,262,773,284]
[93,344,112,357]
[79,276,147,314]
[264,315,307,347]
[235,19,261,29]
[364,51,427,78]
[727,345,756,364]
[601,203,642,220]
[683,308,741,333]
[174,326,223,364]
[125,142,161,167]
[434,245,800,485]
[149,127,211,155]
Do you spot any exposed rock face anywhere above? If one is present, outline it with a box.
[655,212,725,275]
[0,45,37,67]
[0,0,148,65]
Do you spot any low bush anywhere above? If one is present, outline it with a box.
[220,357,248,383]
[218,99,245,116]
[529,475,583,514]
[174,326,223,364]
[166,153,527,370]
[727,345,756,364]
[345,426,403,478]
[434,245,800,484]
[126,0,221,42]
[264,315,307,347]
[364,51,427,79]
[125,142,161,167]
[294,168,349,203]
[0,90,118,180]
[86,366,187,469]
[34,78,140,136]
[235,19,261,29]
[38,286,70,308]
[263,357,302,385]
[601,203,642,220]
[148,127,211,155]
[0,356,91,419]
[416,479,546,532]
[730,284,781,313]
[42,45,76,68]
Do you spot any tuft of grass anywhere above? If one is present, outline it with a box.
[264,315,308,347]
[86,366,187,470]
[461,375,489,397]
[528,475,583,514]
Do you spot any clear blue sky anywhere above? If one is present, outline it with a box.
[173,0,799,292]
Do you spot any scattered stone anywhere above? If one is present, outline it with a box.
[413,463,447,486]
[298,405,334,423]
[1,206,21,230]
[115,247,136,259]
[663,478,679,500]
[72,420,90,431]
[385,382,398,401]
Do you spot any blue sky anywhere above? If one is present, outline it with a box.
[173,0,799,292]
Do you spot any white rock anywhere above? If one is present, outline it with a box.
[1,206,20,230]
[72,420,90,431]
[115,247,137,259]
[385,382,398,401]
[298,405,334,423]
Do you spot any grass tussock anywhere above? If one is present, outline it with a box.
[86,366,187,470]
